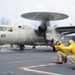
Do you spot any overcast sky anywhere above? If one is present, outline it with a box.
[0,0,75,27]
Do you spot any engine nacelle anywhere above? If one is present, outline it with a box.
[38,25,47,33]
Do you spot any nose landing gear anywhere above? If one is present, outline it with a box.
[20,45,25,50]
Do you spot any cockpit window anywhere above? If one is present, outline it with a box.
[0,27,5,31]
[6,27,13,32]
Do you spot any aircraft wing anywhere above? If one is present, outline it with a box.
[55,26,75,34]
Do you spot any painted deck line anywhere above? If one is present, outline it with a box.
[19,63,62,75]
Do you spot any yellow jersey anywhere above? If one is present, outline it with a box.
[55,44,68,55]
[61,43,75,55]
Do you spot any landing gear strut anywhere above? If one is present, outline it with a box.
[53,46,56,52]
[20,45,25,50]
[32,46,35,49]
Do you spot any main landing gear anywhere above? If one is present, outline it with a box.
[53,46,56,52]
[32,46,35,49]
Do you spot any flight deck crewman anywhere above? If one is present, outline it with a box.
[54,40,68,64]
[60,40,75,70]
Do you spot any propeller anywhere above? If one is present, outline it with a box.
[38,20,50,41]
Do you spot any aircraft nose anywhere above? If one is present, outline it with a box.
[0,33,6,44]
[0,34,6,37]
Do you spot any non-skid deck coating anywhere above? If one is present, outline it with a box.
[0,47,75,75]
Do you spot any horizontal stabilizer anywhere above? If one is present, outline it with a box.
[56,26,75,33]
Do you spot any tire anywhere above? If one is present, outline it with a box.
[20,45,25,50]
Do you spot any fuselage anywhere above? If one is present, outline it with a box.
[0,25,37,45]
[0,25,61,46]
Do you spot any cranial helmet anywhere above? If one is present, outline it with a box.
[67,41,70,45]
[56,40,61,45]
[68,40,73,45]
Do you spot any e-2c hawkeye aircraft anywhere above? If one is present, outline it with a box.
[0,12,75,51]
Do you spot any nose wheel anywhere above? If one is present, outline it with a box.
[20,45,25,50]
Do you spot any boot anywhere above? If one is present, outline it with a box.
[64,58,67,63]
[57,62,63,64]
[72,67,75,70]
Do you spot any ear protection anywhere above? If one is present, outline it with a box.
[56,40,61,45]
[67,41,70,45]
